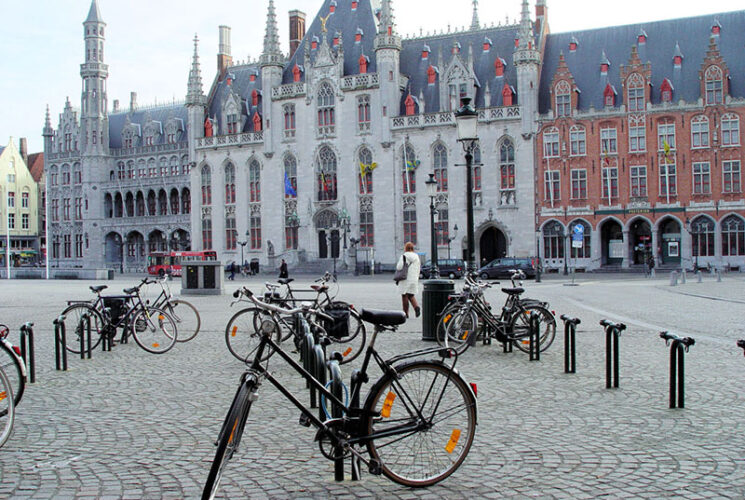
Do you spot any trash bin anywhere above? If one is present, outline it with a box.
[421,279,455,341]
[250,258,260,275]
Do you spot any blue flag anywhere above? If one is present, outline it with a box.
[284,172,297,197]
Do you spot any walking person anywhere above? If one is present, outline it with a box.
[228,262,236,281]
[278,259,289,279]
[647,253,655,278]
[395,242,422,318]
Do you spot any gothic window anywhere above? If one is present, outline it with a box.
[472,146,481,192]
[569,126,586,156]
[227,114,239,134]
[250,209,261,250]
[435,207,449,246]
[705,65,723,105]
[224,163,235,204]
[357,95,371,132]
[691,116,709,148]
[285,213,298,250]
[316,146,337,202]
[500,140,515,190]
[722,215,745,256]
[283,104,296,138]
[317,82,335,135]
[360,206,374,247]
[721,114,740,146]
[542,221,565,259]
[626,73,645,111]
[73,163,82,184]
[691,216,715,257]
[433,143,448,192]
[284,154,297,199]
[402,144,417,194]
[555,81,571,117]
[249,159,261,203]
[202,217,213,250]
[201,165,212,206]
[403,204,417,245]
[62,166,70,185]
[358,147,373,194]
[117,162,125,180]
[225,216,236,250]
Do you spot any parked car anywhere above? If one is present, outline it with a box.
[420,259,466,279]
[477,257,536,279]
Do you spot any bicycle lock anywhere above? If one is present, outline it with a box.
[560,315,581,374]
[659,332,695,409]
[599,320,626,388]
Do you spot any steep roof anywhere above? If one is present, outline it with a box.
[85,0,104,23]
[0,147,5,157]
[108,103,188,149]
[281,0,379,84]
[27,153,45,183]
[400,24,520,114]
[539,10,745,113]
[207,64,263,133]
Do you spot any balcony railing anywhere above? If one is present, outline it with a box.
[391,106,520,130]
[110,142,187,157]
[196,132,264,150]
[340,73,379,91]
[271,82,307,100]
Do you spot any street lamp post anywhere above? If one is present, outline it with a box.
[447,224,459,259]
[563,230,569,275]
[327,229,340,280]
[455,97,479,274]
[425,173,440,279]
[339,209,350,251]
[238,230,249,272]
[349,236,360,275]
[685,217,699,271]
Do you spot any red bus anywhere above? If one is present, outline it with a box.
[147,250,218,277]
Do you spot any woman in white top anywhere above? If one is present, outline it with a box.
[396,241,422,318]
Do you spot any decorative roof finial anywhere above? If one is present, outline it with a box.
[471,0,480,30]
[186,34,205,105]
[261,0,282,65]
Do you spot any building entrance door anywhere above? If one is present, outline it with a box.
[318,230,328,259]
[479,226,506,265]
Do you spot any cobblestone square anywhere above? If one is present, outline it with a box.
[1,273,744,498]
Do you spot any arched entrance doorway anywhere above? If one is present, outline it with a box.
[479,226,507,265]
[600,219,623,266]
[628,218,652,265]
[315,210,339,259]
[657,217,682,265]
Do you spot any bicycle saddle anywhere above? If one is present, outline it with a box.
[90,285,108,293]
[360,309,407,327]
[278,278,294,285]
[501,287,525,295]
[311,284,328,292]
[123,287,137,294]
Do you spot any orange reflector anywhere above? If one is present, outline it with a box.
[381,392,396,418]
[0,391,5,401]
[521,340,530,345]
[343,347,352,357]
[445,429,461,453]
[231,325,238,337]
[443,314,452,324]
[152,343,160,348]
[460,330,469,340]
[158,315,165,321]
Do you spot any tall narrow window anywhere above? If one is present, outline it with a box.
[705,65,723,105]
[630,166,647,198]
[500,141,515,191]
[692,217,715,257]
[627,74,645,111]
[358,147,373,194]
[201,165,211,205]
[472,147,482,192]
[360,209,374,247]
[569,127,586,156]
[570,169,587,199]
[691,116,710,148]
[284,155,298,199]
[402,144,417,194]
[285,214,298,250]
[250,210,262,249]
[283,104,296,138]
[202,218,212,250]
[75,234,84,258]
[224,164,235,204]
[555,81,571,117]
[722,215,745,256]
[657,123,676,151]
[21,191,29,208]
[248,160,261,203]
[225,217,236,250]
[357,95,371,132]
[227,113,239,134]
[316,146,338,202]
[600,127,617,154]
[543,129,559,158]
[433,143,448,192]
[629,123,646,152]
[7,192,14,208]
[21,214,29,230]
[317,82,335,135]
[435,207,449,246]
[659,162,677,197]
[542,221,565,259]
[721,114,740,146]
[723,160,741,193]
[403,204,417,245]
[692,162,711,194]
[544,170,560,202]
[602,167,619,200]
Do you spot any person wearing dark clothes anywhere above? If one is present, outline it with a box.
[228,262,236,280]
[279,259,288,279]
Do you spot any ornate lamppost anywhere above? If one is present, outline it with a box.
[425,173,440,279]
[454,97,479,274]
[447,224,459,259]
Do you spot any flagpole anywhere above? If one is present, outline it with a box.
[547,158,554,208]
[607,163,612,206]
[6,189,10,280]
[403,138,410,194]
[45,176,49,279]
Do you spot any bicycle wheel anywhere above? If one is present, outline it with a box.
[60,304,104,354]
[364,360,477,487]
[435,302,462,348]
[0,366,14,448]
[130,307,178,354]
[225,308,281,363]
[326,311,366,365]
[444,309,479,355]
[166,299,201,343]
[509,305,556,353]
[0,344,24,414]
[202,379,254,500]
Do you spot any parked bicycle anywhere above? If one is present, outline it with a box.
[204,288,477,499]
[60,278,178,354]
[0,365,14,448]
[0,324,25,415]
[437,271,556,354]
[148,276,201,342]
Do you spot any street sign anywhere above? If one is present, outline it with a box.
[571,224,584,248]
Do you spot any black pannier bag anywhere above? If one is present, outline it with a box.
[264,291,282,301]
[323,301,351,340]
[102,296,130,324]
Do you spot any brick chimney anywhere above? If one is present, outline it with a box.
[18,138,28,165]
[217,25,233,79]
[113,99,120,112]
[130,92,138,112]
[289,10,306,59]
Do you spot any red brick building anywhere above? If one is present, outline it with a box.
[536,11,745,272]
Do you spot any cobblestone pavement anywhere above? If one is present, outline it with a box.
[1,272,744,498]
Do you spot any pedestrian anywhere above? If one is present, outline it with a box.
[228,262,236,281]
[242,260,249,277]
[395,242,422,318]
[647,253,655,278]
[279,259,288,279]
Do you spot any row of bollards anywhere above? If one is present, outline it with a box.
[670,269,722,286]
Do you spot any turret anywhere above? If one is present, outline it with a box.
[261,0,284,155]
[80,0,109,156]
[513,0,541,137]
[43,105,54,154]
[186,34,206,167]
[471,1,480,30]
[375,0,402,144]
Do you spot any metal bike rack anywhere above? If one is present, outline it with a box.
[313,344,327,418]
[599,320,626,388]
[101,308,112,351]
[349,368,363,481]
[19,322,35,383]
[560,315,581,374]
[327,359,345,481]
[79,313,93,360]
[53,315,68,371]
[660,332,695,409]
[738,339,745,356]
[529,313,540,361]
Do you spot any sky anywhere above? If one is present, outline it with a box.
[1,0,743,154]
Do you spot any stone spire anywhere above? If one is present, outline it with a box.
[85,0,103,23]
[470,0,480,30]
[43,105,53,136]
[186,34,205,105]
[260,0,283,66]
[518,0,532,47]
[375,0,401,50]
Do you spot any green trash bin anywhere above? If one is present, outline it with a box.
[422,279,455,341]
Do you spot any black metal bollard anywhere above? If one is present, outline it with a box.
[313,344,327,419]
[327,359,344,481]
[502,340,513,353]
[529,313,540,361]
[660,332,695,409]
[349,369,363,481]
[560,315,581,374]
[599,320,626,388]
[54,315,68,371]
[738,339,745,356]
[19,322,35,383]
[79,313,92,360]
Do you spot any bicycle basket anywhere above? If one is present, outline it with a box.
[102,296,130,324]
[323,302,351,340]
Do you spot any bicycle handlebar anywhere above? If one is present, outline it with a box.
[234,287,333,321]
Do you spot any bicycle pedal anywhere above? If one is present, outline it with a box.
[298,414,312,427]
[368,459,382,475]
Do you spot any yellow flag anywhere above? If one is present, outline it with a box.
[360,162,367,178]
[369,162,378,171]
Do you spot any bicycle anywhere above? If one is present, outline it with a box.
[0,364,15,448]
[0,324,25,415]
[148,276,201,342]
[60,278,179,354]
[203,288,478,499]
[438,273,556,354]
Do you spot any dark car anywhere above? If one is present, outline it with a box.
[477,257,536,279]
[420,259,466,279]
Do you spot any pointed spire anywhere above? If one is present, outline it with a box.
[520,0,531,36]
[85,0,103,23]
[186,34,205,106]
[43,105,54,136]
[471,0,480,30]
[261,0,282,66]
[375,0,401,51]
[378,0,395,35]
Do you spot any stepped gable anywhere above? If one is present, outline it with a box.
[539,10,745,113]
[107,103,188,149]
[281,0,379,84]
[399,24,519,115]
[207,63,263,133]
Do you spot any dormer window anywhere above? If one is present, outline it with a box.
[333,34,339,46]
[600,63,609,75]
[661,78,673,103]
[252,111,262,132]
[626,73,645,111]
[514,37,519,48]
[712,21,721,35]
[355,28,363,43]
[705,65,723,105]
[637,29,647,45]
[483,37,492,52]
[555,80,571,117]
[421,45,429,60]
[494,58,505,77]
[359,54,369,74]
[405,94,416,116]
[673,55,682,67]
[329,0,336,13]
[569,37,578,52]
[311,37,318,50]
[351,1,357,10]
[427,65,438,85]
[251,89,259,107]
[603,84,616,107]
[292,64,302,82]
[502,84,515,106]
[226,114,239,134]
[249,73,256,82]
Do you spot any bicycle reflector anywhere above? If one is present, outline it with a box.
[445,429,461,453]
[231,325,238,337]
[342,347,352,357]
[470,383,478,397]
[12,346,21,356]
[381,392,396,418]
[0,391,5,401]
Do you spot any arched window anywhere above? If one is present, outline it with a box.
[201,165,211,206]
[705,65,723,105]
[721,113,740,146]
[555,80,571,117]
[117,162,125,180]
[358,147,373,194]
[542,221,565,259]
[691,115,709,148]
[127,161,135,179]
[627,73,645,112]
[691,216,715,257]
[284,154,297,199]
[73,163,82,184]
[317,82,335,134]
[722,215,745,256]
[472,146,481,192]
[224,163,235,204]
[500,140,515,191]
[249,160,261,203]
[433,143,448,192]
[316,146,337,202]
[401,144,417,194]
[569,220,591,258]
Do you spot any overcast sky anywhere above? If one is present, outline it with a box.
[2,0,742,153]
